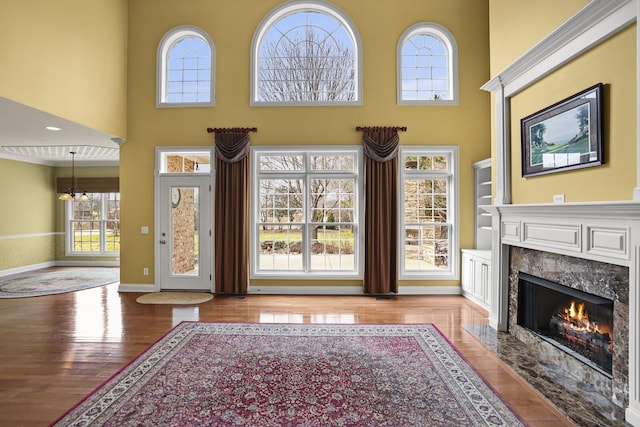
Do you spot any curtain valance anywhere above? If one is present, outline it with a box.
[56,177,119,193]
[356,126,406,162]
[207,127,257,164]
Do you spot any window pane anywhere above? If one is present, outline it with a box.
[258,224,304,270]
[171,187,199,276]
[257,9,357,103]
[259,179,303,224]
[309,154,355,171]
[404,225,449,271]
[260,155,304,171]
[310,178,355,223]
[401,31,451,102]
[69,193,120,255]
[310,224,355,270]
[164,35,211,104]
[403,155,448,171]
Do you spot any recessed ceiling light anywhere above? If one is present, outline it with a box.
[45,126,62,131]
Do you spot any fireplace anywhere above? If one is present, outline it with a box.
[482,201,640,426]
[517,272,614,376]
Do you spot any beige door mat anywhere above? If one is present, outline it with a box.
[136,292,213,305]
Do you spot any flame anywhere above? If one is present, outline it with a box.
[558,300,612,339]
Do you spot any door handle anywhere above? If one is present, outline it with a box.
[159,239,166,244]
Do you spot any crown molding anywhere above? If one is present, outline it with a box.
[482,0,636,94]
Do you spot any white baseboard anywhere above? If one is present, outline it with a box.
[56,261,119,267]
[626,407,640,427]
[247,285,462,295]
[0,261,56,278]
[399,286,462,295]
[249,286,364,295]
[118,283,156,292]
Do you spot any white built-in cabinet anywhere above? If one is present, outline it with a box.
[461,159,492,310]
[461,249,491,310]
[474,159,492,250]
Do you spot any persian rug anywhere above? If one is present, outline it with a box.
[52,322,524,427]
[0,268,119,298]
[136,292,213,305]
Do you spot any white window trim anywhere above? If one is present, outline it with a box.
[397,22,459,106]
[156,25,216,108]
[398,146,459,280]
[155,147,215,175]
[251,146,364,279]
[64,194,120,257]
[250,0,363,107]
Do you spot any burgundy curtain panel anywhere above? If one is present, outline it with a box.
[213,129,252,295]
[360,127,401,295]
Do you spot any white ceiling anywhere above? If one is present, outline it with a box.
[0,97,121,166]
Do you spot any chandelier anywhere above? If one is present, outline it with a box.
[58,151,90,201]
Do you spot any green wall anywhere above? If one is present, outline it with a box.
[122,0,492,287]
[0,159,56,270]
[0,159,119,271]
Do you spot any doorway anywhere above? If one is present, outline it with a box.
[155,148,214,292]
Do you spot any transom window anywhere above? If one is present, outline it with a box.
[157,26,215,107]
[252,1,362,106]
[66,193,120,255]
[399,147,458,278]
[252,148,362,278]
[397,23,458,105]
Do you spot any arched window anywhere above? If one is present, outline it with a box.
[251,0,362,106]
[157,25,215,107]
[397,23,458,105]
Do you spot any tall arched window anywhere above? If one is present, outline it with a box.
[251,0,362,106]
[397,23,458,105]
[157,25,215,107]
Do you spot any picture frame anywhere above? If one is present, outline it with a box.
[521,83,603,177]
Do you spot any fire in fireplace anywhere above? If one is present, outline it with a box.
[517,272,614,375]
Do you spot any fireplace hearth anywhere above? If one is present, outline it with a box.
[517,272,614,376]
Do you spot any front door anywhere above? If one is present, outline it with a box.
[158,176,213,291]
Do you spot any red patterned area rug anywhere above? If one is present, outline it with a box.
[52,322,524,426]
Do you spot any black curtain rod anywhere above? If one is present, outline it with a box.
[355,126,407,132]
[207,127,258,133]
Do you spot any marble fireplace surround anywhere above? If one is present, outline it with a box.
[484,202,640,426]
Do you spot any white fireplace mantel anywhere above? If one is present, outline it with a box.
[484,201,640,426]
[479,1,640,422]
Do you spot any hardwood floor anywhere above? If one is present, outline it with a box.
[0,276,575,426]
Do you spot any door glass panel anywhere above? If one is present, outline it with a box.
[171,186,199,276]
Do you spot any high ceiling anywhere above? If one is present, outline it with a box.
[0,97,121,166]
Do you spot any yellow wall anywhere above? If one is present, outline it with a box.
[0,159,56,270]
[489,0,590,76]
[509,26,636,203]
[487,0,591,190]
[0,0,128,138]
[122,0,491,286]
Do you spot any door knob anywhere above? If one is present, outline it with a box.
[160,239,166,244]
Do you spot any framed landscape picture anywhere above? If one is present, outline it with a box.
[521,83,603,177]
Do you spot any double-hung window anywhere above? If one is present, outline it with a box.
[399,147,458,278]
[66,192,120,256]
[252,147,362,278]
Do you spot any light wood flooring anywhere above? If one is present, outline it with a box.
[0,273,575,426]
